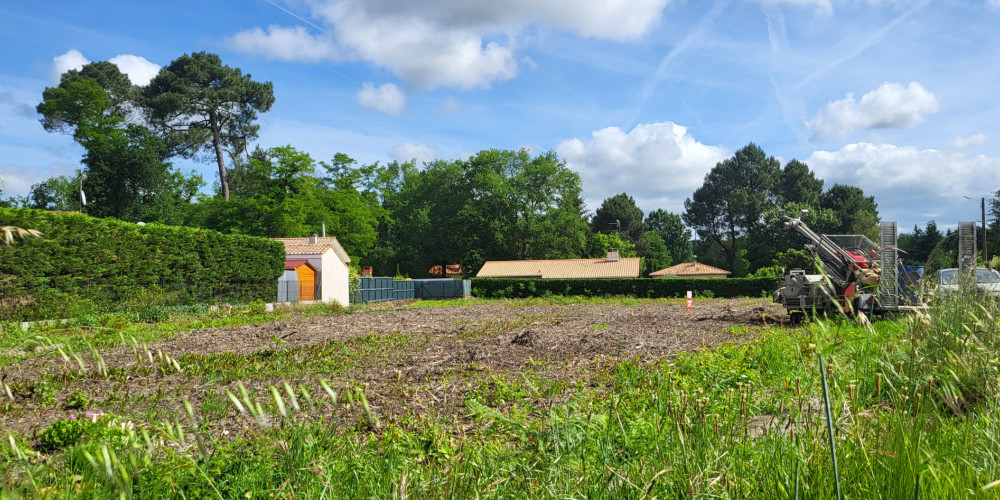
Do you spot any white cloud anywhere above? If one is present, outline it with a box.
[49,49,160,85]
[225,25,339,62]
[806,142,1000,221]
[356,82,406,115]
[809,81,940,141]
[950,133,987,149]
[227,0,670,89]
[390,142,436,165]
[556,121,728,214]
[107,54,161,86]
[50,49,88,84]
[333,17,517,89]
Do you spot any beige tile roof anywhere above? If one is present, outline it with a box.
[650,261,730,277]
[477,257,641,279]
[271,237,351,264]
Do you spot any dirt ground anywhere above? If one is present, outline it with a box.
[2,298,789,436]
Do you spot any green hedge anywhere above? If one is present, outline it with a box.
[0,208,285,321]
[471,277,778,299]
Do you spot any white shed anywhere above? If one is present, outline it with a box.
[272,235,352,307]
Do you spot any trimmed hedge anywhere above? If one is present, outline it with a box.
[0,208,285,321]
[471,277,778,299]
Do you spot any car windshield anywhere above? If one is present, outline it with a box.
[940,268,1000,285]
[975,268,1000,284]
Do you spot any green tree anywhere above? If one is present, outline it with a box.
[748,202,841,273]
[24,176,79,211]
[390,149,588,277]
[645,208,693,264]
[898,220,945,267]
[145,52,275,201]
[778,159,824,207]
[392,159,469,277]
[194,146,322,238]
[458,149,588,270]
[588,232,636,258]
[37,75,202,224]
[683,143,781,274]
[591,193,646,244]
[638,230,671,275]
[363,159,416,276]
[82,124,202,223]
[37,61,139,138]
[820,184,880,239]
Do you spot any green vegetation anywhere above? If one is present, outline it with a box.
[2,292,998,497]
[15,51,998,279]
[0,208,284,321]
[471,277,775,299]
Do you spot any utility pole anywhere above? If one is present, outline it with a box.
[983,197,989,265]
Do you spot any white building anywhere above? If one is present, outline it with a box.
[272,235,352,307]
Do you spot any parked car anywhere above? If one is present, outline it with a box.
[938,267,1000,297]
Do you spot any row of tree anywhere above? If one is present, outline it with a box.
[7,52,987,277]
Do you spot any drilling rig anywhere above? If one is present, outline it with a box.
[773,210,922,322]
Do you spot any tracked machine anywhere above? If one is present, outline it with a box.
[773,210,924,322]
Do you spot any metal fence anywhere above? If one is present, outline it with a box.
[276,270,299,302]
[353,277,415,304]
[412,279,471,299]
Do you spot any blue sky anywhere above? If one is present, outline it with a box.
[2,0,1000,232]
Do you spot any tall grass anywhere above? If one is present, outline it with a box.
[3,293,1000,497]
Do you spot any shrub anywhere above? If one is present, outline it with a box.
[470,277,776,299]
[0,208,285,321]
[65,390,89,410]
[37,411,116,452]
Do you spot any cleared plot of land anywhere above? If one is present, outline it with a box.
[1,298,788,436]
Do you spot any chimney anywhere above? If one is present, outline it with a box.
[606,249,620,262]
[691,255,697,267]
[309,233,318,244]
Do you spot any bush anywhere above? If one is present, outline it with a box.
[471,277,776,299]
[0,208,285,321]
[37,411,116,452]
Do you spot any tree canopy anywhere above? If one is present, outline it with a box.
[144,52,275,200]
[820,184,880,239]
[36,61,139,138]
[645,208,693,264]
[683,143,781,273]
[778,159,824,207]
[592,193,646,244]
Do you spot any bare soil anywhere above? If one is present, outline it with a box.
[1,298,789,437]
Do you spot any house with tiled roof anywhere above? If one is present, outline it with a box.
[271,235,352,306]
[476,251,641,279]
[650,260,730,278]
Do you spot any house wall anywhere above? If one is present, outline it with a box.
[322,250,350,307]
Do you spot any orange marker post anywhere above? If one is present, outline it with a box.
[686,290,693,310]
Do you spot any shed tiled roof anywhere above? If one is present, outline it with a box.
[477,257,641,279]
[271,237,351,263]
[650,261,730,277]
[428,264,463,276]
[284,259,315,270]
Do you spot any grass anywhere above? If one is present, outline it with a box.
[3,293,1000,497]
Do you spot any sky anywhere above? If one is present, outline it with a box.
[2,0,1000,233]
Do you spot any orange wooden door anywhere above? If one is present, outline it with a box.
[296,265,315,301]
